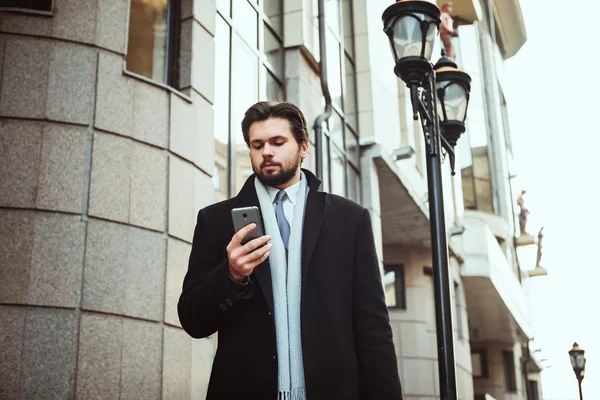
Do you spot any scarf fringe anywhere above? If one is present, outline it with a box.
[278,388,306,400]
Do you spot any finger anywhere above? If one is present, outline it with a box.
[244,250,271,272]
[241,234,272,254]
[240,243,272,265]
[231,223,257,245]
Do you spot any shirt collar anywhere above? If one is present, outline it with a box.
[266,176,302,205]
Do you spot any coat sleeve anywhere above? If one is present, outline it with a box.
[177,208,256,339]
[353,208,403,399]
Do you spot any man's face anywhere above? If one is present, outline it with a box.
[248,117,309,188]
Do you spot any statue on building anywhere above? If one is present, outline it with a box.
[536,227,544,267]
[517,190,530,236]
[440,2,459,59]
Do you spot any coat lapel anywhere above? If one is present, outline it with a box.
[301,170,326,284]
[236,175,274,313]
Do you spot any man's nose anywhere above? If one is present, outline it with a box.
[262,144,275,157]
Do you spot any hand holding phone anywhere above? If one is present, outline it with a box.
[227,207,272,282]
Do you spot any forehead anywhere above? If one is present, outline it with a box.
[248,117,294,142]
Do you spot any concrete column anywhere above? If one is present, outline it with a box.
[0,1,216,398]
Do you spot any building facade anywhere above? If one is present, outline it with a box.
[0,0,542,399]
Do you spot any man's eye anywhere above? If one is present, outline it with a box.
[253,145,263,150]
[274,142,284,146]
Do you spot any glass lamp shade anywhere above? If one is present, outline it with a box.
[569,343,586,371]
[386,12,438,61]
[382,1,441,84]
[434,65,471,147]
[436,81,469,122]
[436,67,471,123]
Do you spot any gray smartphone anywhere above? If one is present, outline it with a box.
[231,206,265,245]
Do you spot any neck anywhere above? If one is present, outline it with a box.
[274,169,301,191]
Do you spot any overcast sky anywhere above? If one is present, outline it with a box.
[504,0,600,398]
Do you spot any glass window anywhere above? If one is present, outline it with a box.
[326,0,341,35]
[231,35,259,194]
[384,264,406,309]
[0,0,51,11]
[126,0,175,84]
[347,165,360,203]
[263,0,282,36]
[214,16,231,202]
[321,134,330,192]
[345,125,359,166]
[233,0,258,49]
[341,0,354,57]
[264,26,282,77]
[326,29,343,108]
[344,55,357,130]
[328,111,344,150]
[264,68,284,101]
[471,349,489,379]
[214,0,285,198]
[330,146,345,196]
[503,351,517,392]
[216,0,231,17]
[315,0,360,200]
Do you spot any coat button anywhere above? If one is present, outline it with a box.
[225,298,233,306]
[219,303,227,311]
[268,311,272,316]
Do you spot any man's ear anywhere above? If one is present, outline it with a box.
[300,140,309,159]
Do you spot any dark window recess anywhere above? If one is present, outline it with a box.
[471,348,489,379]
[126,0,181,87]
[384,264,406,310]
[0,0,52,11]
[528,380,540,400]
[503,351,517,392]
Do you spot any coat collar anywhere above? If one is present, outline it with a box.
[236,169,326,313]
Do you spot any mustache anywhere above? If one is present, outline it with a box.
[260,160,281,168]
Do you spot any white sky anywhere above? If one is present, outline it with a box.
[504,0,600,398]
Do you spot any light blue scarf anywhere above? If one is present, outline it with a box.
[254,172,309,400]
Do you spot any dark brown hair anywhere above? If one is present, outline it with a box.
[241,101,310,146]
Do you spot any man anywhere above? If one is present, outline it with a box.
[178,101,402,399]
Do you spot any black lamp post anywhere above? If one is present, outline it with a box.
[569,342,586,400]
[382,2,472,399]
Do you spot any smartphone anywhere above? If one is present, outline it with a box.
[231,206,265,245]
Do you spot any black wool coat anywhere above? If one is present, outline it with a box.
[178,169,403,399]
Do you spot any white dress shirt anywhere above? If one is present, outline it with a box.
[266,177,302,231]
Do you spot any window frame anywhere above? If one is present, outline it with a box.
[384,264,406,310]
[503,350,518,392]
[471,348,489,379]
[125,0,182,88]
[215,0,286,199]
[319,0,360,201]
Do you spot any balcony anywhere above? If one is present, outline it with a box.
[460,212,533,341]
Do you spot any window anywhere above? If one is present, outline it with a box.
[454,24,495,214]
[423,266,436,332]
[126,0,181,86]
[503,351,517,392]
[0,0,52,12]
[384,264,406,310]
[454,281,464,340]
[471,349,489,379]
[214,0,285,199]
[528,380,540,400]
[318,0,360,202]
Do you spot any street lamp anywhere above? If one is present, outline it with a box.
[382,2,472,399]
[569,342,586,400]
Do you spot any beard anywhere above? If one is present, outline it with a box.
[253,151,302,187]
